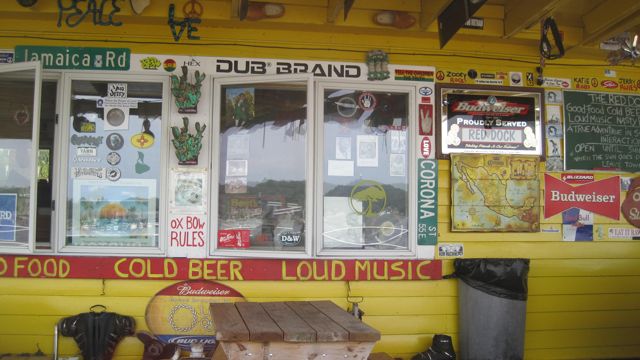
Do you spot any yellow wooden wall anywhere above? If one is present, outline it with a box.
[1,1,640,359]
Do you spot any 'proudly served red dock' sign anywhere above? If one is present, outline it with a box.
[544,174,620,219]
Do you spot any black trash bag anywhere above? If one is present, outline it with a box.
[412,334,456,360]
[446,258,529,301]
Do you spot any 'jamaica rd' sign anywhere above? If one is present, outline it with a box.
[15,46,130,70]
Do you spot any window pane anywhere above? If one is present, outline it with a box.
[0,69,37,247]
[65,80,163,247]
[36,81,58,249]
[322,89,410,250]
[218,83,307,252]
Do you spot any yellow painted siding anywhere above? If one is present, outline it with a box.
[1,2,640,359]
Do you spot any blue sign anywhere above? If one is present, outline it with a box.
[0,194,17,241]
[0,52,14,64]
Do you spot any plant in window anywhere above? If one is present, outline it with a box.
[170,65,206,113]
[171,117,206,165]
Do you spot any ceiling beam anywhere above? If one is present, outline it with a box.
[420,0,454,30]
[579,0,640,46]
[503,0,561,39]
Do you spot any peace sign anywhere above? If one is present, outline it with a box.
[183,0,204,18]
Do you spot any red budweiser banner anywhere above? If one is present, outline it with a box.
[544,174,620,219]
[0,255,441,281]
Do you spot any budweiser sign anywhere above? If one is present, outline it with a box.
[544,174,620,219]
[451,100,529,116]
[176,282,232,296]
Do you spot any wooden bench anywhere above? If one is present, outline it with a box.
[210,300,381,360]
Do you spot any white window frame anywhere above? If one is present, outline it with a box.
[314,80,418,258]
[0,61,42,254]
[56,72,170,255]
[210,74,314,259]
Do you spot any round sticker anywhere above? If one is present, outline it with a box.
[107,167,121,181]
[145,280,245,351]
[106,152,121,166]
[106,133,124,150]
[418,87,433,96]
[106,108,126,127]
[358,92,377,110]
[131,133,155,149]
[336,96,357,118]
[163,59,177,72]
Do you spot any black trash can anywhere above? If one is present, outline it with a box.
[449,258,530,360]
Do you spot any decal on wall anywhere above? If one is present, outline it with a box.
[57,0,123,28]
[168,4,200,42]
[140,56,161,70]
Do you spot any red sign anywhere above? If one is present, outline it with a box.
[218,229,250,248]
[544,174,620,219]
[419,104,433,135]
[601,80,618,89]
[0,256,442,281]
[621,177,640,228]
[420,137,432,158]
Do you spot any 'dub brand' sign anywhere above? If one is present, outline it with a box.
[0,194,17,241]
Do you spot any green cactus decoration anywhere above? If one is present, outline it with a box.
[171,117,206,164]
[170,65,206,113]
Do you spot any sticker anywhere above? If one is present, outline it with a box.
[608,227,640,239]
[509,72,522,86]
[0,194,17,241]
[327,160,354,177]
[525,72,535,86]
[106,152,121,165]
[418,87,433,96]
[546,105,561,123]
[0,52,14,64]
[131,132,154,149]
[438,243,463,257]
[140,56,161,70]
[349,180,386,217]
[418,104,433,135]
[226,160,248,177]
[163,59,177,72]
[277,231,302,247]
[561,173,594,184]
[394,69,434,82]
[546,90,562,104]
[71,167,106,179]
[390,131,407,153]
[358,92,377,110]
[73,116,96,133]
[106,167,121,181]
[104,107,129,130]
[546,124,562,138]
[621,178,640,227]
[474,79,504,85]
[218,229,250,248]
[335,96,358,118]
[542,77,571,88]
[77,147,97,157]
[107,83,127,98]
[74,157,101,163]
[135,151,150,174]
[601,80,618,89]
[562,208,593,241]
[420,137,431,158]
[106,133,124,150]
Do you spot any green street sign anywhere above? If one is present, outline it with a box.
[15,46,130,70]
[418,159,438,245]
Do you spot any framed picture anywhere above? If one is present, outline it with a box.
[170,168,207,210]
[437,84,544,157]
[71,178,157,246]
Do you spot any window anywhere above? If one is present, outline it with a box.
[317,83,414,256]
[212,76,312,257]
[0,62,42,253]
[59,76,167,253]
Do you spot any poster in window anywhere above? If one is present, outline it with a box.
[335,136,351,160]
[439,86,543,156]
[357,135,378,167]
[71,179,156,246]
[170,168,207,210]
[226,160,248,177]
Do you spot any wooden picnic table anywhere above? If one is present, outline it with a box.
[210,300,381,360]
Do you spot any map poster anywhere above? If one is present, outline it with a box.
[451,154,540,232]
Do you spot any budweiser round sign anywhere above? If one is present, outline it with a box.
[145,280,245,351]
